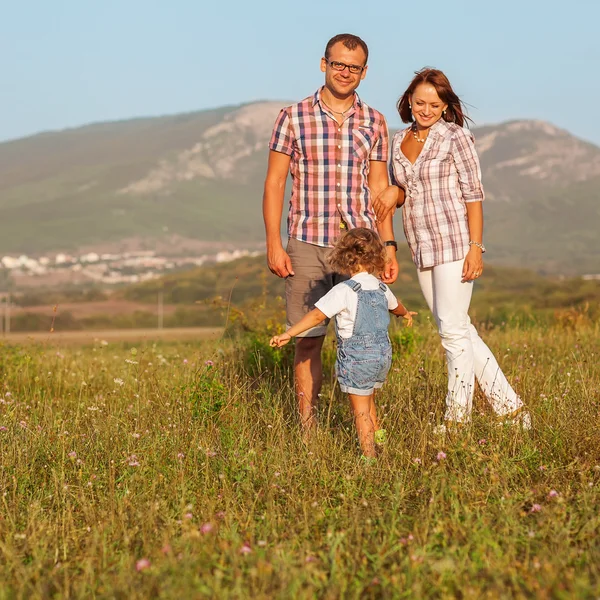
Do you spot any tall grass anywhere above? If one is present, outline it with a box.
[0,317,599,598]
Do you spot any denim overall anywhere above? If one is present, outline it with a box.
[336,280,393,396]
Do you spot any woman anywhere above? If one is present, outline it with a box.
[374,68,530,430]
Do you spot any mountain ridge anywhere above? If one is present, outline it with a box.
[0,101,599,274]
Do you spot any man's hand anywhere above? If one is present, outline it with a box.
[267,244,295,278]
[381,248,398,284]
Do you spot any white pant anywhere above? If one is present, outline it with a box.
[417,258,522,422]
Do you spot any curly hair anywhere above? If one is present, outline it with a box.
[328,228,387,276]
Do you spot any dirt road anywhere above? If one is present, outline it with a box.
[1,327,224,346]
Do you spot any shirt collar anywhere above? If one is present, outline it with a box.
[401,117,451,137]
[430,118,452,138]
[312,86,363,109]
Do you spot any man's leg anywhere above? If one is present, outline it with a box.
[294,336,325,431]
[285,239,334,431]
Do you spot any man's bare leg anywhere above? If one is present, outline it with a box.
[294,336,324,432]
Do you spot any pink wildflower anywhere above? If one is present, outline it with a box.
[205,360,214,367]
[135,558,151,572]
[68,451,77,459]
[200,522,214,534]
[239,543,252,555]
[548,490,559,498]
[436,451,447,461]
[478,438,487,446]
[530,504,542,513]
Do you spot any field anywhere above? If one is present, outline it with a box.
[0,315,599,598]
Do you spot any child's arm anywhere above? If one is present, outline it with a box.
[269,308,328,347]
[390,301,417,327]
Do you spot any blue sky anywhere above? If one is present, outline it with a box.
[2,0,599,144]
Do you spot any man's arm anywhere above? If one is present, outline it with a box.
[368,160,398,284]
[263,150,294,278]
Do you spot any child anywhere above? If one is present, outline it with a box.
[270,228,416,459]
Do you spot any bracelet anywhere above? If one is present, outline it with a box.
[468,240,486,253]
[384,240,398,251]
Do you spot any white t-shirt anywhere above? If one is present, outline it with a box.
[314,272,398,339]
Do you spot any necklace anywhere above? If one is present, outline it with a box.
[322,99,354,116]
[412,124,428,143]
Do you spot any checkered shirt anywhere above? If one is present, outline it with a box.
[390,119,485,269]
[269,88,388,248]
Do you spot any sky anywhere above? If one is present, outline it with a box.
[2,0,600,144]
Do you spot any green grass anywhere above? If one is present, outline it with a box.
[0,315,599,598]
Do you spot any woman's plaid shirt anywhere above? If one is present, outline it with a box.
[390,119,485,269]
[269,88,388,248]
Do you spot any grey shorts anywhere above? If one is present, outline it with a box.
[285,238,348,338]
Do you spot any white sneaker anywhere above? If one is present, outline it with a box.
[498,408,532,431]
[432,421,465,436]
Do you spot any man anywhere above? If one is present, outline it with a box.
[263,33,398,433]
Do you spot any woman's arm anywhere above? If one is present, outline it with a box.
[453,130,485,282]
[463,201,484,282]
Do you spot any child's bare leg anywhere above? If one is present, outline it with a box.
[369,392,379,432]
[349,393,376,458]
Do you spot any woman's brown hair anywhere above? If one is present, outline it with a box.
[328,228,387,276]
[397,68,470,127]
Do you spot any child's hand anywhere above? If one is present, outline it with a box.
[402,311,418,327]
[270,333,291,348]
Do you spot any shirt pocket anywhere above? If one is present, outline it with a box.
[421,149,454,180]
[352,127,376,161]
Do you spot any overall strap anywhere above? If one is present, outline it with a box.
[378,282,388,293]
[342,279,362,293]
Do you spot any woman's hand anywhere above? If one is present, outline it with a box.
[270,332,291,348]
[462,247,484,282]
[373,186,403,222]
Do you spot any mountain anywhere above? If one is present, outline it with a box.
[0,103,599,274]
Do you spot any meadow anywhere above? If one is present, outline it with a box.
[0,313,599,598]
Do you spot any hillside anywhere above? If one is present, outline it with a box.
[1,103,599,273]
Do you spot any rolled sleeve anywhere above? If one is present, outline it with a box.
[452,129,485,203]
[269,109,294,156]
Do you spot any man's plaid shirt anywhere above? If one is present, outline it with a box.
[269,88,388,248]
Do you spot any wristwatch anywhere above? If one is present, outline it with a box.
[384,240,398,251]
[468,240,486,253]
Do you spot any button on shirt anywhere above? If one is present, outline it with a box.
[269,88,389,248]
[390,119,485,269]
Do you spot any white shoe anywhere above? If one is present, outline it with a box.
[498,408,532,431]
[432,421,465,436]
